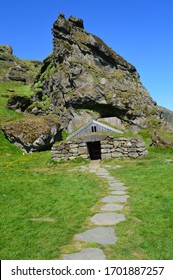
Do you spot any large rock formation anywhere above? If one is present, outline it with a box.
[30,13,161,132]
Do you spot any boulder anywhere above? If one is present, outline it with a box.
[1,115,61,153]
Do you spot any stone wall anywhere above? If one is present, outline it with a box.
[51,136,148,161]
[100,136,148,159]
[52,141,89,161]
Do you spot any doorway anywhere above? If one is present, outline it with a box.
[87,141,101,160]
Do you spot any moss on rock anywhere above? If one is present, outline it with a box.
[1,114,61,152]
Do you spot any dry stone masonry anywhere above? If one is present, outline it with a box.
[51,136,148,161]
[52,141,89,161]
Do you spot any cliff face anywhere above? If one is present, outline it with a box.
[30,14,161,132]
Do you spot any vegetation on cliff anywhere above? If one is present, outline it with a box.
[0,44,42,84]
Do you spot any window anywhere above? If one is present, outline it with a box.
[91,126,97,132]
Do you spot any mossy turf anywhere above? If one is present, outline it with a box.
[0,82,33,124]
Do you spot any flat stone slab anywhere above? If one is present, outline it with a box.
[91,212,126,225]
[110,190,127,195]
[75,227,117,245]
[109,185,127,191]
[63,248,106,260]
[111,180,124,183]
[101,203,124,211]
[102,195,129,203]
[109,182,126,187]
[107,178,121,182]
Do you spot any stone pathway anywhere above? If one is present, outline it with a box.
[63,161,129,260]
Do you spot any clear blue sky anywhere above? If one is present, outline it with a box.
[1,0,173,110]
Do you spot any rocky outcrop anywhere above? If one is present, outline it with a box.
[30,13,161,132]
[0,44,42,84]
[2,115,61,153]
[52,136,148,161]
[151,130,173,147]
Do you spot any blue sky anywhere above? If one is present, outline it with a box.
[1,0,173,110]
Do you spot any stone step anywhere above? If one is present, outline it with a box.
[109,182,126,187]
[109,190,127,195]
[101,203,124,211]
[90,212,126,226]
[75,227,117,245]
[109,186,128,191]
[102,195,129,203]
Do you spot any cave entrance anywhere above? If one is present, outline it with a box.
[87,141,101,160]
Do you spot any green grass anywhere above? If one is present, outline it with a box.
[0,82,34,124]
[1,119,173,260]
[0,138,106,259]
[105,147,173,260]
[0,96,22,123]
[158,130,173,142]
[0,81,33,98]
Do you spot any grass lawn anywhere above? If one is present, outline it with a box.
[105,147,173,260]
[0,132,107,259]
[1,137,172,260]
[0,82,33,124]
